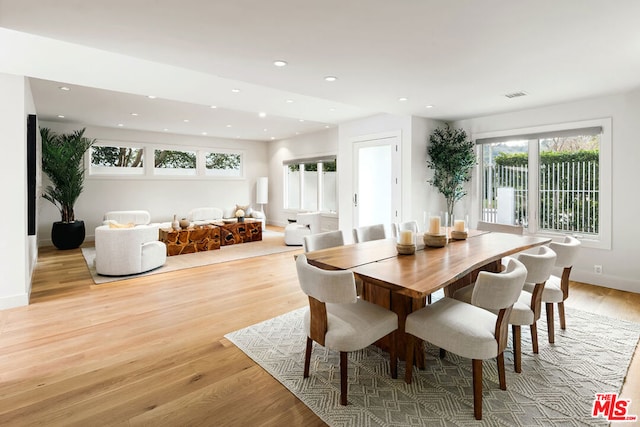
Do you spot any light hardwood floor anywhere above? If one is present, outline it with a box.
[1,236,639,426]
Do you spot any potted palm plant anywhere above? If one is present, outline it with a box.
[41,127,95,249]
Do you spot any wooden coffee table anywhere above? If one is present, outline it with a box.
[159,224,221,256]
[213,219,262,246]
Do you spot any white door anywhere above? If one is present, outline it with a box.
[353,135,400,229]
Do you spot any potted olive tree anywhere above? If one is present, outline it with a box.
[41,127,95,249]
[426,125,476,220]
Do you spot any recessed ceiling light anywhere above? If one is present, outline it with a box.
[324,76,338,82]
[183,119,190,123]
[329,108,336,112]
[201,132,208,135]
[147,95,157,99]
[210,105,217,109]
[263,128,268,132]
[57,115,65,118]
[325,125,330,128]
[425,105,434,109]
[504,91,528,99]
[117,123,124,127]
[273,60,288,67]
[226,124,232,128]
[163,128,169,132]
[286,99,294,103]
[398,97,408,102]
[231,88,241,93]
[58,86,70,91]
[299,119,305,122]
[270,136,275,140]
[258,112,267,118]
[130,112,138,116]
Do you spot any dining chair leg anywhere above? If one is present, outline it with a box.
[404,334,415,384]
[558,301,566,330]
[546,303,555,343]
[530,322,539,354]
[340,351,348,405]
[497,353,507,390]
[512,325,521,373]
[472,359,483,420]
[389,331,398,379]
[304,337,313,378]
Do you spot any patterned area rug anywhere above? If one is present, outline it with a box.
[82,230,299,284]
[225,303,640,426]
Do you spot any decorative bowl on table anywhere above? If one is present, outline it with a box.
[423,233,447,248]
[450,230,468,240]
[396,243,416,255]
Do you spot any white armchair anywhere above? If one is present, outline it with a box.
[95,224,166,276]
[103,210,151,226]
[284,212,321,246]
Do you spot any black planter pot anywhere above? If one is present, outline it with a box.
[51,220,86,250]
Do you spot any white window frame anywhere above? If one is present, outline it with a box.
[283,155,338,215]
[88,140,145,176]
[471,118,611,250]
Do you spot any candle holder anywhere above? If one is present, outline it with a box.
[396,230,416,255]
[451,214,469,240]
[424,212,448,247]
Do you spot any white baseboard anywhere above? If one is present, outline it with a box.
[0,292,29,310]
[572,270,640,294]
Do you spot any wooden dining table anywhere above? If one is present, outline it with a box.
[304,230,551,363]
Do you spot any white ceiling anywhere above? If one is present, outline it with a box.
[2,0,640,141]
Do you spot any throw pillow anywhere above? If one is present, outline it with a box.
[235,204,253,216]
[108,222,135,229]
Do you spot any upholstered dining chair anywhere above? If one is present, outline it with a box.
[405,258,527,420]
[453,246,556,373]
[524,236,581,343]
[476,220,524,235]
[352,224,387,243]
[303,230,345,252]
[295,254,398,405]
[391,220,419,237]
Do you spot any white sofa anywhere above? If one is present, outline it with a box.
[95,210,166,276]
[284,212,322,246]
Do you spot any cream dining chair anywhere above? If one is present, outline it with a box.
[404,258,527,420]
[295,254,398,405]
[453,246,556,373]
[476,220,524,235]
[303,230,344,252]
[524,236,581,343]
[352,223,387,243]
[391,220,419,237]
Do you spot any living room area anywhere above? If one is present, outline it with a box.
[2,2,640,425]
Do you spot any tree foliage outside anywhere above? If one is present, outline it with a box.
[206,152,241,170]
[41,127,95,223]
[92,146,143,167]
[427,125,476,218]
[154,149,196,168]
[287,160,336,172]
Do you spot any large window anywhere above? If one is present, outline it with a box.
[475,119,611,248]
[90,144,144,175]
[284,156,337,213]
[88,141,244,179]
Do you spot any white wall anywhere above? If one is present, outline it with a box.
[39,122,269,245]
[454,89,640,293]
[267,127,339,230]
[0,73,34,309]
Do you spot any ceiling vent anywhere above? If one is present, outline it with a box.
[504,91,528,99]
